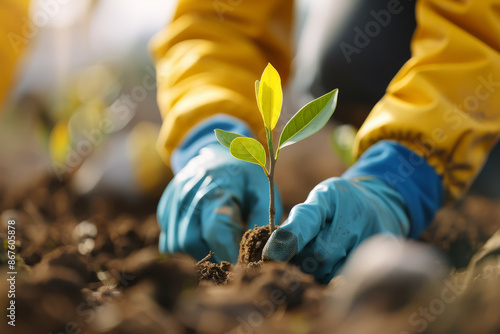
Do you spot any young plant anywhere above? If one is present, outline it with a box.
[215,63,338,234]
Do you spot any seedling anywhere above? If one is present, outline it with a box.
[215,63,338,234]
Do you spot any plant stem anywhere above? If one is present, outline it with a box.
[266,129,276,234]
[268,155,276,234]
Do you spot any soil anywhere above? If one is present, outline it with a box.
[1,177,500,334]
[237,225,271,264]
[195,224,271,286]
[420,196,500,268]
[195,251,232,285]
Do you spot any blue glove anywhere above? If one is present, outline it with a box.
[157,115,282,264]
[263,140,443,283]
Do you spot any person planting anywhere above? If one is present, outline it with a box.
[153,0,500,283]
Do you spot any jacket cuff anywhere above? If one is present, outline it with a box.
[170,114,253,174]
[342,140,444,238]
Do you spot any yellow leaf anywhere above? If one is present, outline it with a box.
[257,63,282,130]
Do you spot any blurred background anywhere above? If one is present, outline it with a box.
[0,0,177,212]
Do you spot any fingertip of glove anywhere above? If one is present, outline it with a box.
[262,228,299,262]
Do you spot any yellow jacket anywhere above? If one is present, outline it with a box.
[150,0,293,162]
[356,0,500,201]
[0,0,30,107]
[152,0,500,202]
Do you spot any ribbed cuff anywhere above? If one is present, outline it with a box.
[170,114,253,174]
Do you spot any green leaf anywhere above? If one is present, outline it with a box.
[278,89,338,152]
[230,137,267,172]
[256,63,282,130]
[214,129,244,149]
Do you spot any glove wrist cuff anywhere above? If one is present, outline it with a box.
[342,140,444,238]
[170,114,253,173]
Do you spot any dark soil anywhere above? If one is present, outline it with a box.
[195,251,232,285]
[196,223,271,285]
[238,225,271,264]
[2,177,500,334]
[420,196,500,268]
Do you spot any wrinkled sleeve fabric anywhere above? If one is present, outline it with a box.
[0,0,30,107]
[355,0,500,201]
[150,0,293,166]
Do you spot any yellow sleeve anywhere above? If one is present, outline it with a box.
[0,0,30,107]
[355,0,500,201]
[150,0,293,166]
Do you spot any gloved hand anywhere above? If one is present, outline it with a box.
[157,116,282,264]
[263,140,443,283]
[263,176,409,283]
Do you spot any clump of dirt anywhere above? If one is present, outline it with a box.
[231,261,320,311]
[238,225,271,264]
[196,223,272,284]
[195,251,233,285]
[421,196,500,268]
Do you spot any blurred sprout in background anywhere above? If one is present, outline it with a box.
[1,0,176,205]
[330,124,357,168]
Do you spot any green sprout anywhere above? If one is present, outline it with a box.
[215,63,338,234]
[330,124,357,167]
